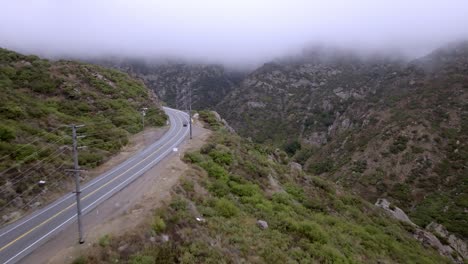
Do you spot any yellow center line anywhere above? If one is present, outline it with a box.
[0,112,184,253]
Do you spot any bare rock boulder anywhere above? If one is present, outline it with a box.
[257,220,268,230]
[375,198,414,225]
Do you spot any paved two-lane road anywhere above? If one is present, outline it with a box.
[0,107,189,264]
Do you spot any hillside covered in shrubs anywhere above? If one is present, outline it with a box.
[217,42,468,240]
[0,48,167,222]
[79,116,451,263]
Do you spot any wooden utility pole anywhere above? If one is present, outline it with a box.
[70,124,85,244]
[189,87,192,139]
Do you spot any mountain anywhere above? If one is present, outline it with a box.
[0,48,167,221]
[90,58,245,110]
[218,47,406,143]
[216,42,468,239]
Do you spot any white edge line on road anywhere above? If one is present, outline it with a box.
[0,109,182,238]
[3,110,188,264]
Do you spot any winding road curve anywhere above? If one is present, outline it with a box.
[0,107,189,264]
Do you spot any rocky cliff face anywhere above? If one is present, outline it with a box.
[217,42,468,240]
[218,49,406,143]
[93,59,245,110]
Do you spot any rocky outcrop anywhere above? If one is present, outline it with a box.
[209,111,235,133]
[305,132,328,146]
[427,222,468,260]
[375,198,414,225]
[289,162,303,177]
[413,229,460,262]
[376,198,467,263]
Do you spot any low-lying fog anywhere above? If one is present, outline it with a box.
[1,0,468,67]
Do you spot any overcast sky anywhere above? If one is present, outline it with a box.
[1,0,468,65]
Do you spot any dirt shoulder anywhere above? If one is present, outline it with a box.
[21,121,211,264]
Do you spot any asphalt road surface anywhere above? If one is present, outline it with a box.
[0,107,189,264]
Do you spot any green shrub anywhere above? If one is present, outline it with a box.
[303,198,326,212]
[0,104,26,119]
[199,110,221,130]
[98,234,111,247]
[200,161,229,181]
[309,159,334,174]
[209,180,230,197]
[170,197,188,211]
[284,140,301,156]
[152,216,166,233]
[272,192,291,205]
[13,145,37,161]
[389,136,409,154]
[145,107,167,126]
[184,152,204,164]
[30,78,57,93]
[209,148,233,166]
[244,159,270,178]
[229,182,260,197]
[72,256,87,264]
[181,178,195,193]
[214,198,239,218]
[294,147,315,165]
[130,255,155,264]
[290,220,328,244]
[390,183,411,204]
[79,151,104,168]
[200,143,215,154]
[311,176,334,193]
[411,145,424,154]
[352,160,367,173]
[0,125,15,142]
[284,183,305,201]
[310,243,349,264]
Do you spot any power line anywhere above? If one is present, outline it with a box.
[0,157,69,196]
[0,120,112,163]
[0,162,68,212]
[0,136,65,168]
[78,128,127,138]
[0,149,68,192]
[0,147,67,178]
[0,164,70,225]
[81,120,113,127]
[0,126,68,162]
[0,136,67,174]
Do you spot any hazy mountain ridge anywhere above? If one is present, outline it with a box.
[90,58,245,110]
[218,51,407,143]
[216,42,468,239]
[85,43,467,240]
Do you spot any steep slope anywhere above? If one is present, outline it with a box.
[218,48,405,143]
[0,48,167,222]
[92,58,245,110]
[78,117,452,263]
[217,43,468,239]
